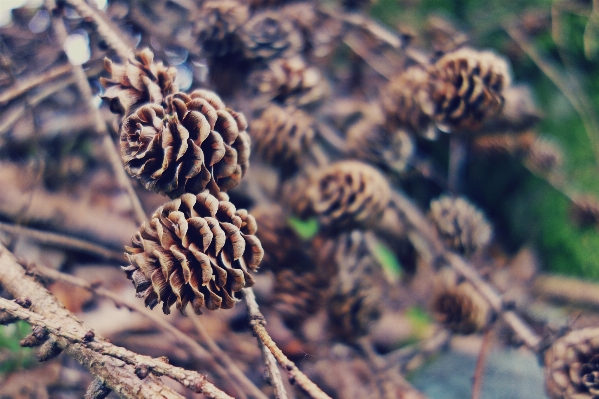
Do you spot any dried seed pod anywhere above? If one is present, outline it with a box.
[382,66,432,137]
[194,1,250,57]
[317,231,382,340]
[122,192,264,314]
[100,48,178,116]
[240,10,303,60]
[544,328,599,398]
[429,196,492,256]
[249,56,328,107]
[570,195,599,228]
[120,90,250,197]
[251,104,315,171]
[432,277,490,334]
[347,118,414,174]
[251,203,307,272]
[423,47,511,132]
[524,137,563,175]
[306,161,391,230]
[273,269,326,326]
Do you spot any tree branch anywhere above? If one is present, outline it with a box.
[0,63,72,105]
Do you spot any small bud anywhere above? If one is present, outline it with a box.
[14,297,32,308]
[83,330,95,342]
[38,338,63,362]
[84,378,111,399]
[158,356,169,364]
[20,326,48,347]
[135,364,150,379]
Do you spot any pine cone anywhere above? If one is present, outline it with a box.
[249,56,328,107]
[194,1,250,57]
[432,269,490,334]
[273,269,326,326]
[120,90,251,197]
[382,66,433,137]
[251,104,315,171]
[347,118,414,174]
[122,192,264,315]
[544,328,599,399]
[525,137,563,175]
[100,48,178,116]
[429,196,492,256]
[240,10,303,60]
[305,161,391,230]
[423,47,511,132]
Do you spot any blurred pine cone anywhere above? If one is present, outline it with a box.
[524,137,563,175]
[305,161,391,230]
[432,269,490,334]
[251,104,315,171]
[100,48,178,116]
[429,196,492,256]
[194,1,250,57]
[423,47,511,132]
[273,269,327,325]
[240,10,303,60]
[122,192,264,314]
[382,66,433,137]
[544,328,599,399]
[347,118,414,174]
[249,56,328,107]
[120,90,251,197]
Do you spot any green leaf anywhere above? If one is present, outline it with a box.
[372,240,402,283]
[287,216,319,240]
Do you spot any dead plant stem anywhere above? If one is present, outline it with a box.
[0,63,73,105]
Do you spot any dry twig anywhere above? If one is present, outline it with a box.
[0,63,72,105]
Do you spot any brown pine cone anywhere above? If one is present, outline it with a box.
[423,47,511,132]
[273,269,327,325]
[382,66,433,137]
[122,192,264,315]
[100,48,178,116]
[429,196,492,256]
[544,328,599,399]
[347,118,414,174]
[194,1,250,57]
[251,104,315,170]
[240,10,304,60]
[524,137,563,175]
[249,56,328,107]
[120,90,251,197]
[305,161,391,230]
[431,269,490,334]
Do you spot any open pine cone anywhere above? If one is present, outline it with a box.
[305,160,391,230]
[382,66,432,137]
[240,10,303,60]
[544,328,599,399]
[429,195,492,256]
[100,48,178,116]
[194,1,250,57]
[251,104,315,171]
[120,89,251,197]
[122,191,264,315]
[249,56,328,107]
[273,269,327,326]
[423,47,511,132]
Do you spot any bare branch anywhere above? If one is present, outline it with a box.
[0,63,72,105]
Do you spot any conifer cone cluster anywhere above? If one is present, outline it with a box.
[347,118,414,174]
[100,49,178,116]
[251,104,315,170]
[544,328,599,399]
[303,160,391,230]
[194,1,250,57]
[429,196,492,256]
[122,191,264,315]
[249,56,328,107]
[120,89,251,197]
[240,11,303,60]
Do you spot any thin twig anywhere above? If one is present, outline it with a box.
[189,313,269,399]
[0,222,123,262]
[390,191,542,351]
[243,288,332,399]
[533,273,599,307]
[0,63,73,105]
[471,328,493,399]
[32,263,249,399]
[62,0,132,60]
[47,1,147,226]
[0,297,232,399]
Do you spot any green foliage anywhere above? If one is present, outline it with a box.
[372,240,402,283]
[288,216,319,239]
[0,321,35,375]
